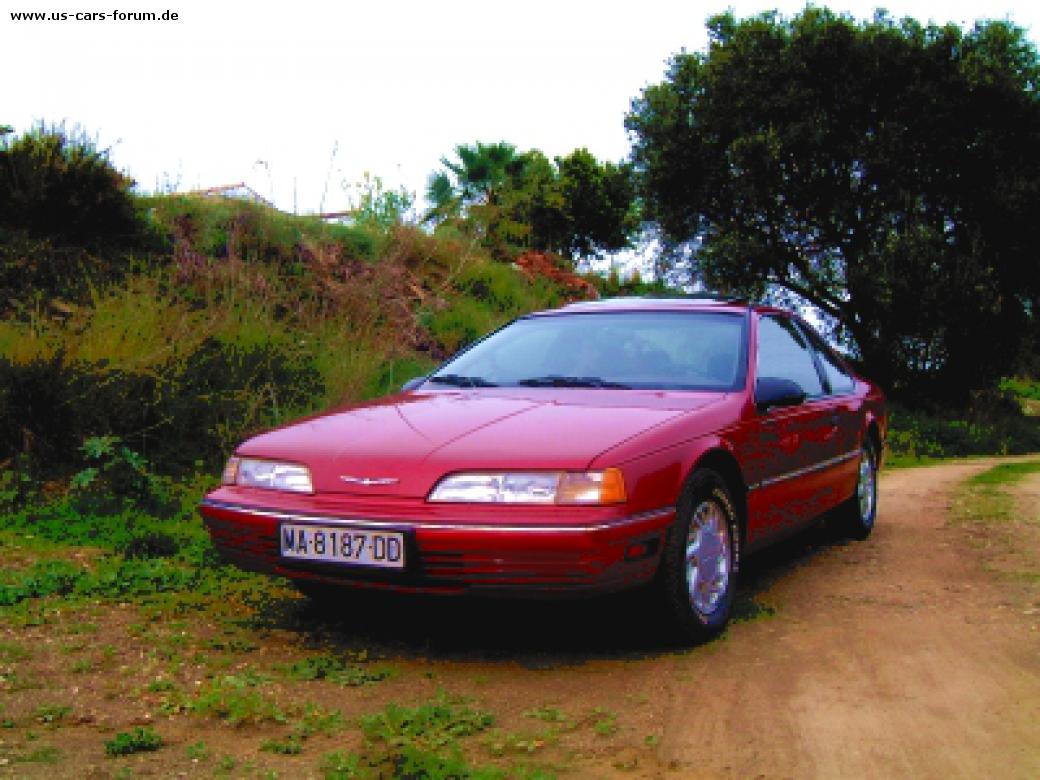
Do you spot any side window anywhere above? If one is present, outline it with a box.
[799,323,856,395]
[756,316,824,397]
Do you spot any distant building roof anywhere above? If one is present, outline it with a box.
[188,183,274,209]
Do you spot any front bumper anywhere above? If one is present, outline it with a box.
[199,494,675,596]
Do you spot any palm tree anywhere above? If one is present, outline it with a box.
[424,141,522,223]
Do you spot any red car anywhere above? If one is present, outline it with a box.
[201,297,885,640]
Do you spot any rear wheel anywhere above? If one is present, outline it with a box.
[838,439,878,540]
[657,469,739,642]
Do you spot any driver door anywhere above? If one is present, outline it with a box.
[743,314,840,549]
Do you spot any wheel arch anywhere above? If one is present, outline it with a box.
[686,447,748,568]
[865,416,883,464]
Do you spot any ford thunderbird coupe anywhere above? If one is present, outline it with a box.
[201,296,885,640]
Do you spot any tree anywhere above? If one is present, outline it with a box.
[555,149,638,259]
[626,9,1040,401]
[426,142,637,262]
[342,172,415,228]
[425,141,524,222]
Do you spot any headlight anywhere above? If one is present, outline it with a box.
[221,457,313,493]
[428,468,625,505]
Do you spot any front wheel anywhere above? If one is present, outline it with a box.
[656,469,739,642]
[838,439,878,540]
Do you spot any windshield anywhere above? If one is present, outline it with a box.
[428,310,747,391]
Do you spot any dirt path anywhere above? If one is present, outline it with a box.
[647,461,1040,779]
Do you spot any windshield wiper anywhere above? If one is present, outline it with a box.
[516,375,630,389]
[428,373,499,387]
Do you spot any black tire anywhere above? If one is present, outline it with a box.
[838,439,879,540]
[656,469,740,642]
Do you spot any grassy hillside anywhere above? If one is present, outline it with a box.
[0,192,595,484]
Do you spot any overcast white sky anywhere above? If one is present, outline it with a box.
[4,0,1039,216]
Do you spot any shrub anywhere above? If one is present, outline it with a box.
[0,123,140,248]
[70,435,176,517]
[886,396,1040,463]
[0,336,325,476]
[0,123,153,304]
[0,352,79,466]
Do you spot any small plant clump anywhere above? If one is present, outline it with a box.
[182,673,284,726]
[261,735,304,755]
[185,740,210,760]
[360,693,494,751]
[104,726,164,756]
[283,653,397,687]
[34,703,72,725]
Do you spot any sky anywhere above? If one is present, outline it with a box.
[4,0,1040,218]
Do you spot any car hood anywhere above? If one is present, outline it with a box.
[235,389,727,498]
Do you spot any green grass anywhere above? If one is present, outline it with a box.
[0,640,30,662]
[967,460,1040,488]
[952,460,1040,587]
[33,704,72,725]
[591,708,618,737]
[0,487,289,617]
[146,678,176,693]
[359,694,494,752]
[1000,377,1040,403]
[321,751,365,779]
[307,694,525,780]
[956,460,1040,527]
[281,653,397,687]
[523,707,571,726]
[181,673,284,726]
[185,740,210,761]
[484,728,559,757]
[260,735,304,755]
[18,745,63,764]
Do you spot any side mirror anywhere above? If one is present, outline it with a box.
[400,376,426,392]
[755,377,806,412]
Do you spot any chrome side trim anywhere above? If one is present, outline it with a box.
[748,449,860,492]
[200,500,675,534]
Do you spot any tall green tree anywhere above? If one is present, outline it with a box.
[627,9,1040,400]
[426,142,637,262]
[425,141,524,222]
[555,149,638,259]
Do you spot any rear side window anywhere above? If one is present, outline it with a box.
[799,323,856,395]
[756,316,824,397]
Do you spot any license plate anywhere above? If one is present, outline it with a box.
[279,524,405,569]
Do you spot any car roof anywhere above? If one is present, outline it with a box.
[532,295,781,317]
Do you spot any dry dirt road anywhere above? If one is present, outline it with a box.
[642,461,1040,779]
[3,461,1039,779]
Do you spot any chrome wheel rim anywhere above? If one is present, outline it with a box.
[857,449,876,524]
[685,499,731,615]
